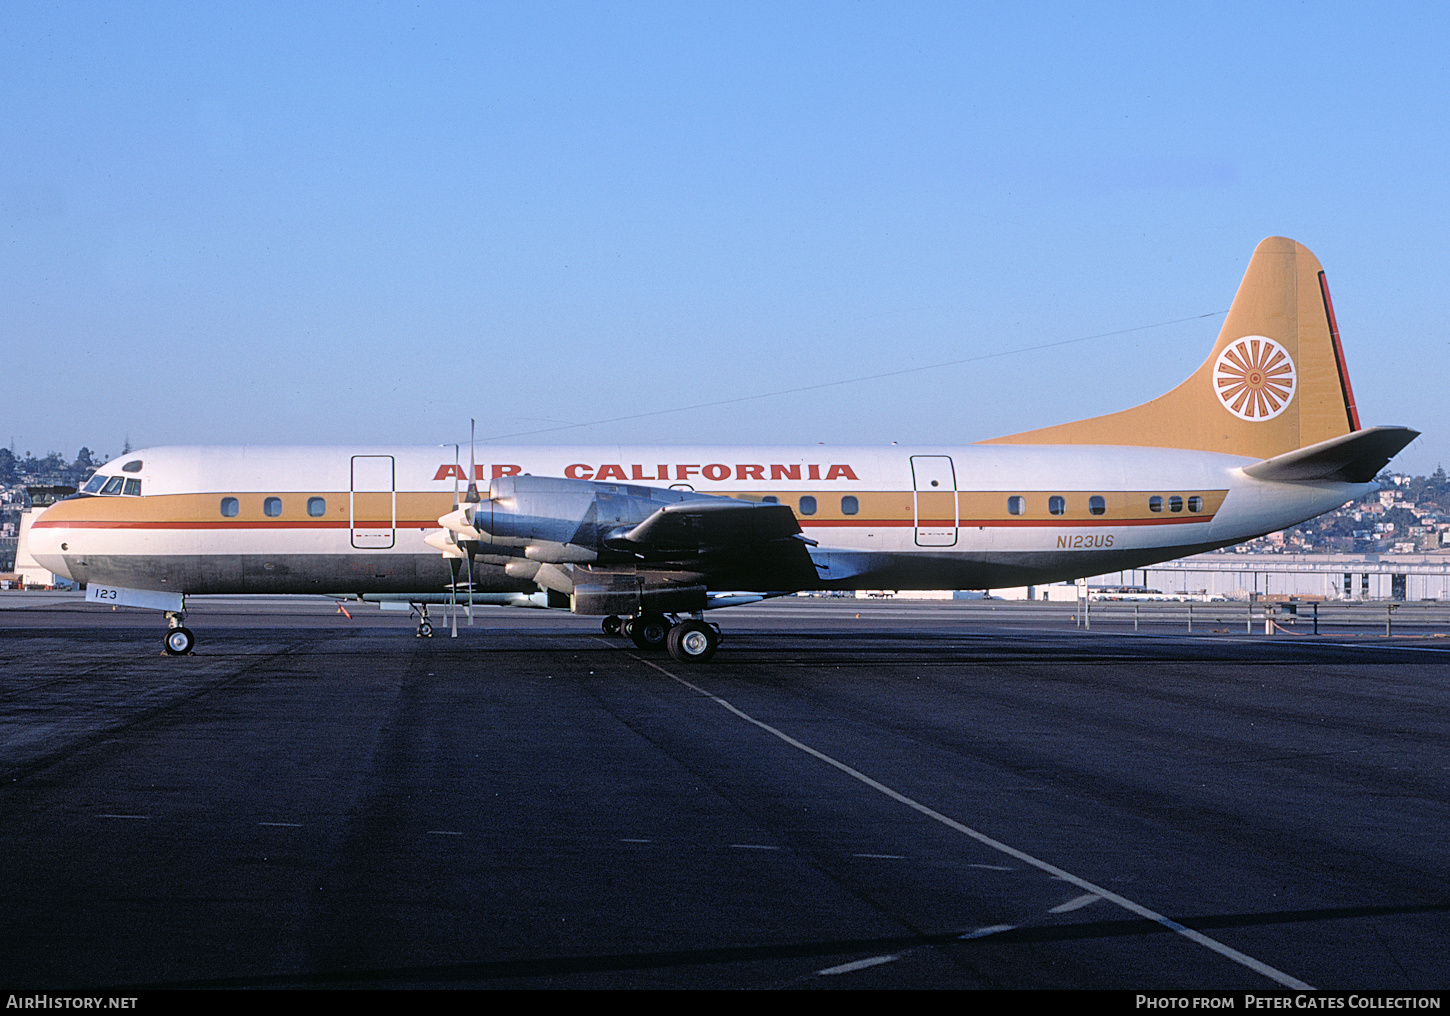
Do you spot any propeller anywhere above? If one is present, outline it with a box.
[428,426,483,631]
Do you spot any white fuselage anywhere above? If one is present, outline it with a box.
[28,443,1367,600]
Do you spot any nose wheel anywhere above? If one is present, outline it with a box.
[162,614,195,656]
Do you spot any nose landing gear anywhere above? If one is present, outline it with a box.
[162,611,195,655]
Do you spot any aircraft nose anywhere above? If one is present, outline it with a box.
[25,504,76,581]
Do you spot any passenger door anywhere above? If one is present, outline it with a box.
[911,455,957,547]
[350,455,396,549]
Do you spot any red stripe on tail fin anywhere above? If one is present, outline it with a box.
[1319,270,1360,432]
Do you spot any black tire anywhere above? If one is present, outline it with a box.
[629,613,671,651]
[602,615,623,637]
[419,620,434,638]
[667,620,718,664]
[163,626,195,656]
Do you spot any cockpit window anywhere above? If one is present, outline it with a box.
[83,474,107,493]
[123,479,142,496]
[101,477,124,495]
[121,460,143,473]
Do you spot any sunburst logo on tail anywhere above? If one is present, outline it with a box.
[1213,336,1296,421]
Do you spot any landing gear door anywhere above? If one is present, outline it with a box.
[351,455,396,549]
[911,455,957,547]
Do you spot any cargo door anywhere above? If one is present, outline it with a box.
[351,455,395,549]
[911,455,957,547]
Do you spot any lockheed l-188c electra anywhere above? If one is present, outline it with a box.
[28,237,1418,663]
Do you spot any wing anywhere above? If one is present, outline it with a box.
[607,499,808,553]
[605,498,820,591]
[434,475,822,610]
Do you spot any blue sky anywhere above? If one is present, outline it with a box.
[3,2,1445,473]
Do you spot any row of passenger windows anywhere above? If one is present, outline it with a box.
[1150,495,1203,513]
[220,497,327,518]
[1005,494,1203,516]
[795,495,858,516]
[212,491,1198,520]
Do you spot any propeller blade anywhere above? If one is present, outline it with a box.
[465,541,475,624]
[424,529,465,558]
[438,507,482,540]
[448,554,460,637]
[465,418,480,503]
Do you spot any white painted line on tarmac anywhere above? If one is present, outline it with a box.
[855,853,905,859]
[1050,893,1103,913]
[258,822,302,827]
[730,843,781,850]
[620,838,653,843]
[816,953,899,976]
[1316,641,1450,654]
[969,863,1014,870]
[641,657,1315,991]
[960,924,1017,940]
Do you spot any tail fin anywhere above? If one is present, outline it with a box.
[981,237,1361,459]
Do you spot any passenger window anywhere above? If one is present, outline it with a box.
[1089,496,1106,516]
[1007,496,1025,516]
[841,495,859,516]
[123,479,142,496]
[83,474,106,493]
[1187,496,1203,513]
[762,496,779,504]
[799,496,817,516]
[1149,496,1163,513]
[121,460,143,473]
[1049,495,1066,516]
[264,497,283,517]
[1169,495,1183,512]
[220,497,239,517]
[307,497,326,517]
[101,477,124,495]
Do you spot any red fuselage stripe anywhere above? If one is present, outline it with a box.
[36,514,1216,531]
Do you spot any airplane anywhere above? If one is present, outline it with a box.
[28,237,1418,663]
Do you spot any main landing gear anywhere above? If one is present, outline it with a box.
[162,611,195,656]
[603,613,721,664]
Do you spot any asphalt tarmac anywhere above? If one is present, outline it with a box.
[1,594,1447,990]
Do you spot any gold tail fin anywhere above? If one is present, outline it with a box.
[981,237,1361,458]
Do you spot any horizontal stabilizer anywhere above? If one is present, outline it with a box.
[1242,426,1419,483]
